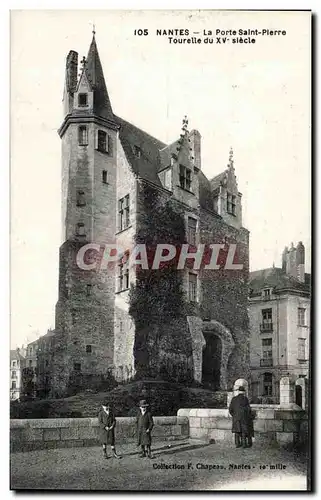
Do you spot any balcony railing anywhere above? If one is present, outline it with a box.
[260,322,273,333]
[260,358,273,367]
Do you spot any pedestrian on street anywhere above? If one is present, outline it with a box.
[98,403,122,460]
[229,386,254,448]
[136,399,154,459]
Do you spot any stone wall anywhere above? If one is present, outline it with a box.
[178,407,308,447]
[10,416,189,453]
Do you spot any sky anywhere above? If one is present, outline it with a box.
[10,10,311,348]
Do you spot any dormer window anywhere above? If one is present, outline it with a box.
[134,145,141,158]
[262,289,272,300]
[227,193,236,215]
[78,93,88,107]
[179,165,191,191]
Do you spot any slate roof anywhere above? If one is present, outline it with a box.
[210,170,228,192]
[83,36,228,211]
[249,267,310,296]
[85,35,114,121]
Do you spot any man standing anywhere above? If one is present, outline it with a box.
[229,386,254,448]
[136,399,154,458]
[98,403,122,460]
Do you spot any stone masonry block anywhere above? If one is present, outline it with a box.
[253,420,266,432]
[201,417,232,430]
[171,425,182,436]
[208,429,233,442]
[43,440,58,449]
[78,427,98,440]
[24,428,44,442]
[60,427,80,440]
[177,409,192,417]
[154,417,177,426]
[189,417,201,428]
[43,429,61,441]
[282,421,300,433]
[152,426,173,437]
[265,420,283,432]
[276,432,294,445]
[255,409,276,420]
[189,427,208,440]
[176,416,189,426]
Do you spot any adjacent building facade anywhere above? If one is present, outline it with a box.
[10,349,25,401]
[249,242,310,404]
[49,33,250,397]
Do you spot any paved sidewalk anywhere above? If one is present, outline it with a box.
[10,439,308,491]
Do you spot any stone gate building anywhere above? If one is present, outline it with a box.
[51,33,250,397]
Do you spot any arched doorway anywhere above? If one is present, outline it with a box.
[202,334,222,390]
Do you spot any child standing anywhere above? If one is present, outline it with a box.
[136,399,154,459]
[98,403,122,460]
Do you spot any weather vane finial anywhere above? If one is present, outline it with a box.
[92,23,96,36]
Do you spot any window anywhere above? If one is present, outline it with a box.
[263,289,271,299]
[11,381,16,390]
[118,195,130,231]
[262,308,272,323]
[119,321,123,333]
[187,217,197,245]
[263,373,273,396]
[298,308,306,326]
[11,371,16,378]
[262,338,272,359]
[260,308,273,332]
[97,130,108,153]
[76,223,85,237]
[117,259,129,292]
[76,190,86,207]
[29,360,32,367]
[298,338,306,360]
[78,126,88,146]
[12,361,16,367]
[134,145,141,158]
[179,165,192,191]
[73,363,81,371]
[78,93,88,107]
[86,345,92,354]
[164,169,172,190]
[226,193,236,215]
[86,284,92,296]
[188,273,197,302]
[45,360,49,367]
[102,170,108,184]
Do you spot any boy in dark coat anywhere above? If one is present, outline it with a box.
[229,386,254,448]
[98,403,121,459]
[136,399,154,458]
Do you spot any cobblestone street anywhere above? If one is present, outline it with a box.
[11,439,308,491]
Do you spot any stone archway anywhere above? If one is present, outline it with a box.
[202,333,222,390]
[187,316,235,389]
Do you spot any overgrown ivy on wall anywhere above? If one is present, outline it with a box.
[129,182,188,379]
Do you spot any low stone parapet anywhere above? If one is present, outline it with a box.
[177,407,308,447]
[10,416,189,453]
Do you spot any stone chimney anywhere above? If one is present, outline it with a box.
[282,242,305,283]
[188,129,201,170]
[296,241,305,283]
